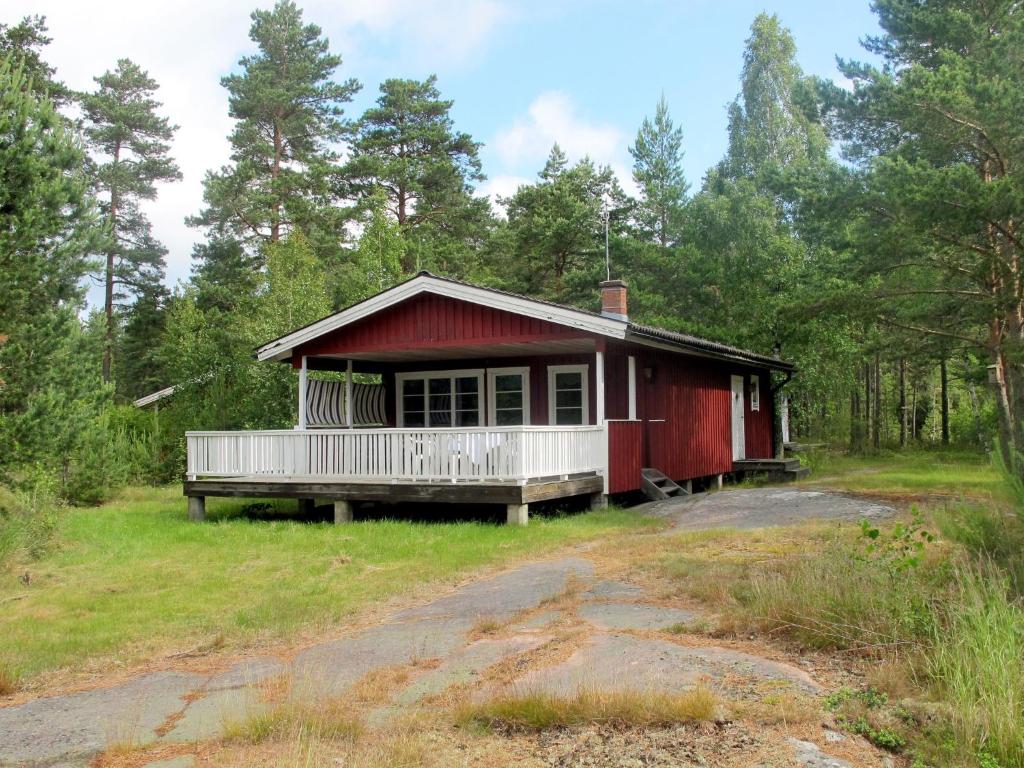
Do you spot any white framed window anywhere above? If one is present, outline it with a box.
[750,375,761,412]
[547,364,589,425]
[396,369,484,427]
[487,367,531,426]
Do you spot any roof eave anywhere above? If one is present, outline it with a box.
[624,327,795,372]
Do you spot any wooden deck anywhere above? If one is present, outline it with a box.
[183,472,606,525]
[184,473,604,505]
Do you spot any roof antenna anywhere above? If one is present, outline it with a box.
[604,198,611,281]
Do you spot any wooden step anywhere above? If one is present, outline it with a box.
[641,468,689,501]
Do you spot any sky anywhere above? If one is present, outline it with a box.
[7,0,883,306]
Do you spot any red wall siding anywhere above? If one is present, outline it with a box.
[608,420,643,494]
[640,352,733,481]
[744,370,774,459]
[296,293,587,357]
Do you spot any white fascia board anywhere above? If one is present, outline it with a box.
[256,275,627,362]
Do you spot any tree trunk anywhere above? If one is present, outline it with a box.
[940,357,950,445]
[968,381,984,450]
[271,121,282,243]
[102,141,121,384]
[899,357,907,448]
[873,354,881,449]
[864,362,872,449]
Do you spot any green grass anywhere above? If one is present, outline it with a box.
[0,486,652,684]
[798,448,1010,504]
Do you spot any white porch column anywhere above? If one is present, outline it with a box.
[595,347,609,495]
[627,355,637,421]
[345,359,354,428]
[297,355,308,429]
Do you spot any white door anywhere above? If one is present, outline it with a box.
[731,375,746,461]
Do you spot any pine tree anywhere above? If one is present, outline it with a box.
[501,145,629,303]
[629,95,688,248]
[190,238,261,314]
[345,75,489,273]
[0,57,101,473]
[340,192,406,303]
[81,58,180,382]
[832,0,1024,472]
[0,15,69,104]
[118,282,170,400]
[191,0,359,250]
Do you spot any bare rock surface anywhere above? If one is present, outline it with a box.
[662,488,894,530]
[788,737,854,768]
[504,633,820,698]
[578,602,696,631]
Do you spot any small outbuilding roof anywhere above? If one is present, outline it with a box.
[256,271,793,372]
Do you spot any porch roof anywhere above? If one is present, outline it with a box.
[256,272,793,372]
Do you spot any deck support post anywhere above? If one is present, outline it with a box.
[298,355,308,429]
[685,480,693,495]
[188,495,206,522]
[345,359,353,428]
[715,474,724,490]
[298,498,316,515]
[589,492,608,510]
[333,500,353,524]
[506,503,529,526]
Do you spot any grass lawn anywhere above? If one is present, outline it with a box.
[796,447,1012,505]
[0,486,652,687]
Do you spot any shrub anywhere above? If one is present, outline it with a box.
[0,468,60,565]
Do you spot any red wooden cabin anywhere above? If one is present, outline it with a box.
[184,273,793,523]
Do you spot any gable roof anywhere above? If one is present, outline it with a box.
[256,271,793,371]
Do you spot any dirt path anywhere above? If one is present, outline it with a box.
[0,489,895,768]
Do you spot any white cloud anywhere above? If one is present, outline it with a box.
[475,174,531,214]
[490,91,638,198]
[7,0,511,305]
[493,91,625,169]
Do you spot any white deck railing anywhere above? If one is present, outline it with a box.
[185,426,606,484]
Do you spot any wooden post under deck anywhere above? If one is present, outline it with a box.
[506,503,529,526]
[334,500,353,524]
[188,495,205,521]
[590,492,608,510]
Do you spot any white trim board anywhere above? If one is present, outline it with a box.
[257,274,627,362]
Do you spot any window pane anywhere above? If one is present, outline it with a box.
[556,389,582,408]
[428,409,452,427]
[404,411,425,427]
[495,391,520,410]
[429,378,452,395]
[494,374,521,392]
[455,376,478,394]
[455,410,479,427]
[555,407,583,425]
[403,394,424,413]
[555,372,582,390]
[402,379,424,396]
[495,408,523,426]
[456,392,478,411]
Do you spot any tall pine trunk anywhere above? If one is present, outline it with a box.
[102,141,121,384]
[873,354,881,449]
[899,357,907,448]
[940,357,950,445]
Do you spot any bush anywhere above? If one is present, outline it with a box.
[63,405,158,505]
[0,468,60,565]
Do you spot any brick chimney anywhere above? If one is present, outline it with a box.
[600,279,628,321]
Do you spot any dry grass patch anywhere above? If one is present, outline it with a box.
[349,663,419,706]
[734,691,821,726]
[469,615,505,639]
[455,685,718,731]
[221,696,362,745]
[0,662,19,695]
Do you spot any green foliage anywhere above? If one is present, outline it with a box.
[340,192,406,303]
[190,0,359,250]
[859,506,936,576]
[0,15,69,104]
[345,75,490,276]
[629,95,687,248]
[499,145,629,304]
[826,687,909,751]
[0,468,59,565]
